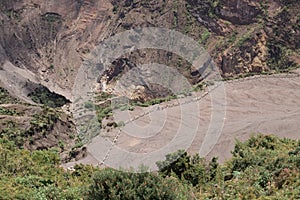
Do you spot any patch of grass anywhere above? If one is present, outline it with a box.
[222,71,275,81]
[95,103,113,126]
[236,34,251,47]
[183,4,196,34]
[58,140,65,151]
[0,107,21,116]
[118,104,135,111]
[208,0,220,19]
[199,28,211,45]
[72,141,84,150]
[84,101,94,110]
[260,2,269,18]
[192,82,207,92]
[94,92,113,102]
[214,32,237,52]
[228,32,237,44]
[131,95,177,108]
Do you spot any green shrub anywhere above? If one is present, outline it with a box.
[86,168,194,200]
[0,107,21,116]
[84,101,94,110]
[199,29,211,45]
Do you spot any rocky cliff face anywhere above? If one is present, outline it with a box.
[0,0,114,100]
[216,0,262,25]
[188,0,299,76]
[220,31,269,75]
[0,0,299,96]
[0,0,299,99]
[0,1,299,106]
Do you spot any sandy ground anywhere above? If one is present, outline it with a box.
[207,71,300,163]
[64,70,300,170]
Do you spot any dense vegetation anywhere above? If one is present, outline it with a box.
[28,86,70,108]
[0,134,299,199]
[0,106,62,148]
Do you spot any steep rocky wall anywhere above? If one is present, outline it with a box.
[215,0,262,25]
[0,0,113,99]
[187,0,299,77]
[0,0,299,100]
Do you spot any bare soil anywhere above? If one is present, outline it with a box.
[64,70,300,169]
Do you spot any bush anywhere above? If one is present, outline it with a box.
[86,168,194,200]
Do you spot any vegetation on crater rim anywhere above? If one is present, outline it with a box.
[0,134,299,199]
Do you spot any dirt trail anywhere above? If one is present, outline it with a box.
[64,70,300,169]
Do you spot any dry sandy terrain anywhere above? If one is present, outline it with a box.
[64,70,300,170]
[208,71,300,162]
